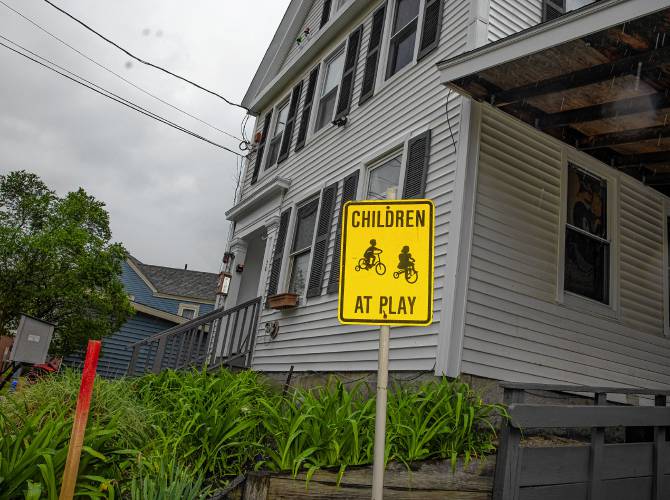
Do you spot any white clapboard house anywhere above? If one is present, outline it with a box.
[220,0,670,390]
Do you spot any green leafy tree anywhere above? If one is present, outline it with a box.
[0,170,133,355]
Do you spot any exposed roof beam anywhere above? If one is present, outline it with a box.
[611,150,670,167]
[577,124,670,150]
[493,45,670,105]
[538,93,670,129]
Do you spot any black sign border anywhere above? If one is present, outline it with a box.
[338,199,434,326]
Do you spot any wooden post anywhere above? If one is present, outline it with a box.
[588,392,607,500]
[371,324,390,500]
[653,394,667,500]
[493,387,525,500]
[59,340,101,500]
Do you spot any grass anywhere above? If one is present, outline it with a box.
[0,369,505,498]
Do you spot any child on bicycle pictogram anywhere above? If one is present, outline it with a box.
[394,245,418,283]
[355,239,386,275]
[364,239,382,266]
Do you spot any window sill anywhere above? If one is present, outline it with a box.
[559,291,618,321]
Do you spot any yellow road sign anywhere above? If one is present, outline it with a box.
[338,199,434,326]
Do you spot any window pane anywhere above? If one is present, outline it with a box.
[181,309,195,319]
[367,156,402,199]
[566,164,607,239]
[565,227,609,303]
[322,51,345,96]
[315,88,337,131]
[288,251,311,295]
[393,0,420,33]
[267,136,281,167]
[274,102,289,137]
[292,202,318,251]
[567,0,596,12]
[389,27,416,76]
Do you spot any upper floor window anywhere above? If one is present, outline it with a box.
[543,0,598,21]
[315,48,345,131]
[564,163,609,304]
[366,153,402,200]
[266,100,290,168]
[178,303,200,319]
[387,0,420,78]
[288,198,319,296]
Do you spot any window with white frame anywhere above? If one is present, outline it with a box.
[266,100,290,168]
[315,48,345,131]
[287,198,319,295]
[386,0,421,78]
[564,163,610,304]
[366,152,402,200]
[178,303,199,319]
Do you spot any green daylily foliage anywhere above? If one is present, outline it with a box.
[0,369,505,498]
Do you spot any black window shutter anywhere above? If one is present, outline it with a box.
[542,0,565,21]
[277,82,303,164]
[320,0,332,28]
[295,67,319,152]
[251,111,273,184]
[333,26,363,122]
[327,171,359,294]
[306,182,338,298]
[267,208,292,299]
[359,4,387,106]
[402,130,431,199]
[417,0,444,61]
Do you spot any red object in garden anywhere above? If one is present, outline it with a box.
[59,340,101,500]
[26,357,62,383]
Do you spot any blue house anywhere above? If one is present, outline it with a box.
[67,256,218,378]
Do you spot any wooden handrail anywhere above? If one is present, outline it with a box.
[499,382,670,396]
[126,297,262,376]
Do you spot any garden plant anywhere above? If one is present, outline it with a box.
[0,368,505,498]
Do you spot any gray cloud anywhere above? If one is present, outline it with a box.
[0,0,289,272]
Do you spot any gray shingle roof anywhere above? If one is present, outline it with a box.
[129,256,218,302]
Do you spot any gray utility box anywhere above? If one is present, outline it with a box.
[10,315,55,364]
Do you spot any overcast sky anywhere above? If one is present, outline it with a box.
[0,0,290,272]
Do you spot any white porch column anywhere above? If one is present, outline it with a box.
[223,237,249,309]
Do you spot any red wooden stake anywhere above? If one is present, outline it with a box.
[59,340,101,500]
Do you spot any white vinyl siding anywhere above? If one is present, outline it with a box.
[488,0,542,42]
[239,0,470,373]
[461,104,670,389]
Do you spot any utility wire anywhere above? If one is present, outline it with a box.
[0,37,244,156]
[0,0,244,143]
[42,0,249,112]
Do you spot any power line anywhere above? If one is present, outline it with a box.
[41,0,249,112]
[0,0,244,143]
[0,37,245,156]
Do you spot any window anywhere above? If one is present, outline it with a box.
[288,199,319,295]
[543,0,597,21]
[367,154,402,200]
[178,303,200,319]
[315,49,345,131]
[564,163,609,304]
[386,0,420,78]
[266,100,290,167]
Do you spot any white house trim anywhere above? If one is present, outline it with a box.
[226,176,291,222]
[436,98,480,377]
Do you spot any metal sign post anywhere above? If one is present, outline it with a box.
[336,195,435,499]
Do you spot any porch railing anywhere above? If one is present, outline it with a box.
[493,383,670,500]
[126,297,261,376]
